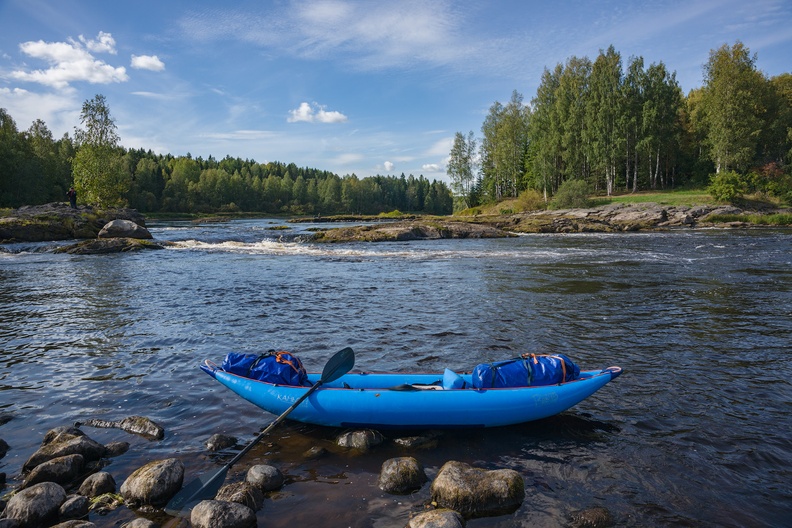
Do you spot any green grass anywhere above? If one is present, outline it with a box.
[706,213,792,225]
[592,189,715,207]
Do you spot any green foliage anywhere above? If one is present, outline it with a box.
[550,179,592,209]
[707,171,747,203]
[516,189,546,211]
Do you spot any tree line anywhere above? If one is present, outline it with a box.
[0,98,453,215]
[448,42,792,208]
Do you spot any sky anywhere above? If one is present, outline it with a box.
[1,0,791,183]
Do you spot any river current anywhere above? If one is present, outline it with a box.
[1,219,791,527]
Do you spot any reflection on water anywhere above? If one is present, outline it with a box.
[1,222,791,526]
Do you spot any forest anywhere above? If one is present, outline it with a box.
[448,42,792,208]
[0,104,453,215]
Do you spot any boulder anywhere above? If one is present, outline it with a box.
[42,426,85,446]
[206,434,237,452]
[378,457,428,494]
[98,219,152,239]
[216,481,265,511]
[190,500,256,528]
[408,509,466,528]
[120,458,184,507]
[336,429,384,451]
[79,471,116,497]
[246,464,284,492]
[3,481,67,528]
[23,454,84,488]
[0,438,8,459]
[103,441,130,457]
[51,521,96,528]
[23,434,105,471]
[430,461,524,518]
[59,494,90,520]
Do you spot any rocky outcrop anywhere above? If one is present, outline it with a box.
[312,221,514,242]
[53,238,168,254]
[0,203,146,243]
[496,203,747,233]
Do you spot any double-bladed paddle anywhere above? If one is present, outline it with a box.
[164,346,355,518]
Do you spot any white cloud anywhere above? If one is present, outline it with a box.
[11,32,128,89]
[422,163,442,172]
[426,136,454,157]
[383,161,394,171]
[78,32,117,54]
[287,101,348,123]
[331,152,364,165]
[131,54,165,71]
[0,87,79,135]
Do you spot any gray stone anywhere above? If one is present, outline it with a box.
[206,434,237,451]
[120,458,184,507]
[336,429,384,451]
[54,238,166,254]
[246,464,284,492]
[51,521,96,528]
[103,441,130,457]
[378,457,428,494]
[77,416,165,440]
[59,494,90,520]
[190,500,256,528]
[408,509,466,528]
[42,426,85,446]
[24,435,105,471]
[4,481,67,528]
[430,461,524,518]
[23,454,84,488]
[79,471,116,497]
[216,481,265,511]
[98,219,152,239]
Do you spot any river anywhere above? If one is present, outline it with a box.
[1,219,791,527]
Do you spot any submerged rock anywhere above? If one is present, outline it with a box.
[312,221,514,243]
[336,429,384,451]
[378,457,428,494]
[206,433,237,452]
[569,506,615,528]
[54,237,167,255]
[430,461,524,518]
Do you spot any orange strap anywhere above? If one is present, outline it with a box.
[274,351,303,374]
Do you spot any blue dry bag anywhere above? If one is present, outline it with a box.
[221,350,309,386]
[471,354,580,388]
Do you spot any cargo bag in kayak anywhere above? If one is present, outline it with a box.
[471,353,580,388]
[221,350,309,386]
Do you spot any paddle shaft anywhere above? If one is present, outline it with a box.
[224,380,323,469]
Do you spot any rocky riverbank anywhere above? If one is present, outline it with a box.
[308,202,776,242]
[0,419,611,527]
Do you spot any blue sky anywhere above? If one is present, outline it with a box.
[1,0,790,183]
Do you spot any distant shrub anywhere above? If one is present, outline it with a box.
[707,171,746,203]
[516,189,546,211]
[550,180,592,209]
[379,209,404,218]
[500,208,514,215]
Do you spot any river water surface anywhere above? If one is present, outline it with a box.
[1,219,791,527]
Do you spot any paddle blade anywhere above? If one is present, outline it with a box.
[164,465,229,518]
[321,347,354,383]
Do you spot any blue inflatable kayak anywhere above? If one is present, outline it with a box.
[200,360,622,429]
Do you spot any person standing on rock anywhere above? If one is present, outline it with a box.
[67,187,77,208]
